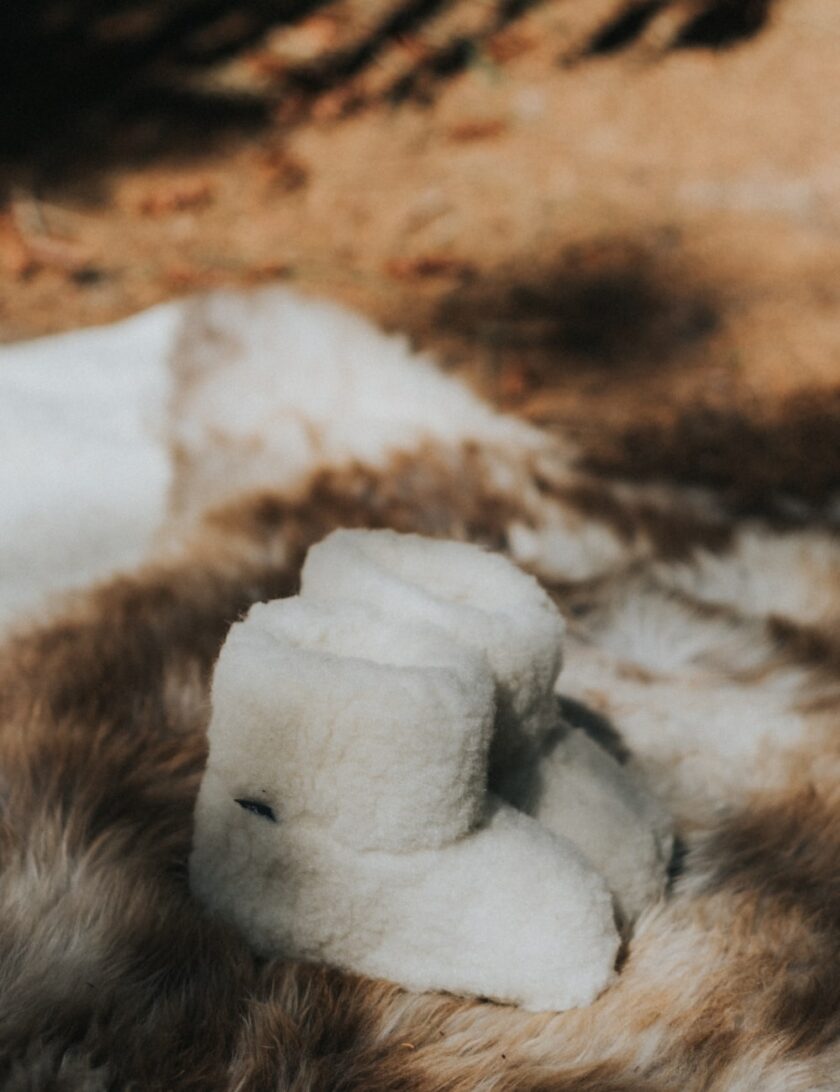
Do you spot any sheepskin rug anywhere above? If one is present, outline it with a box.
[1,286,838,1091]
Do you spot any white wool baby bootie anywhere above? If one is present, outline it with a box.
[499,726,673,926]
[190,595,619,1012]
[301,530,672,926]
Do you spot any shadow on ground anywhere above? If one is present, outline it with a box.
[435,235,720,373]
[0,0,780,191]
[581,0,777,58]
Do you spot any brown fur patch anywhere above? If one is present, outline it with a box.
[585,387,840,517]
[545,478,733,562]
[205,445,525,555]
[699,788,840,1056]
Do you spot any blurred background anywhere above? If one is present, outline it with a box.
[1,0,838,515]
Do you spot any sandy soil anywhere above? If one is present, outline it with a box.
[2,0,839,509]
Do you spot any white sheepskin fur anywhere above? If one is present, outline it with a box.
[0,304,178,629]
[190,589,621,1012]
[0,287,550,635]
[4,285,839,1086]
[170,286,543,517]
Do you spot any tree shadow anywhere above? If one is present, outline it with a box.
[672,0,776,50]
[579,0,777,59]
[435,237,720,374]
[0,0,545,193]
[0,0,780,194]
[583,1,668,56]
[261,0,546,107]
[0,2,317,162]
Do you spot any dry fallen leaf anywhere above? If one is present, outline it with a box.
[447,118,508,142]
[137,180,215,217]
[255,149,310,193]
[486,28,537,64]
[385,254,477,280]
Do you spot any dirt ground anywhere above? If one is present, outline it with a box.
[2,0,839,512]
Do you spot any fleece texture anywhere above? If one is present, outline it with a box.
[302,529,671,924]
[191,588,620,1012]
[301,529,565,767]
[201,596,495,852]
[499,726,673,925]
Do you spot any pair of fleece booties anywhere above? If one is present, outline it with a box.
[190,531,671,1012]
